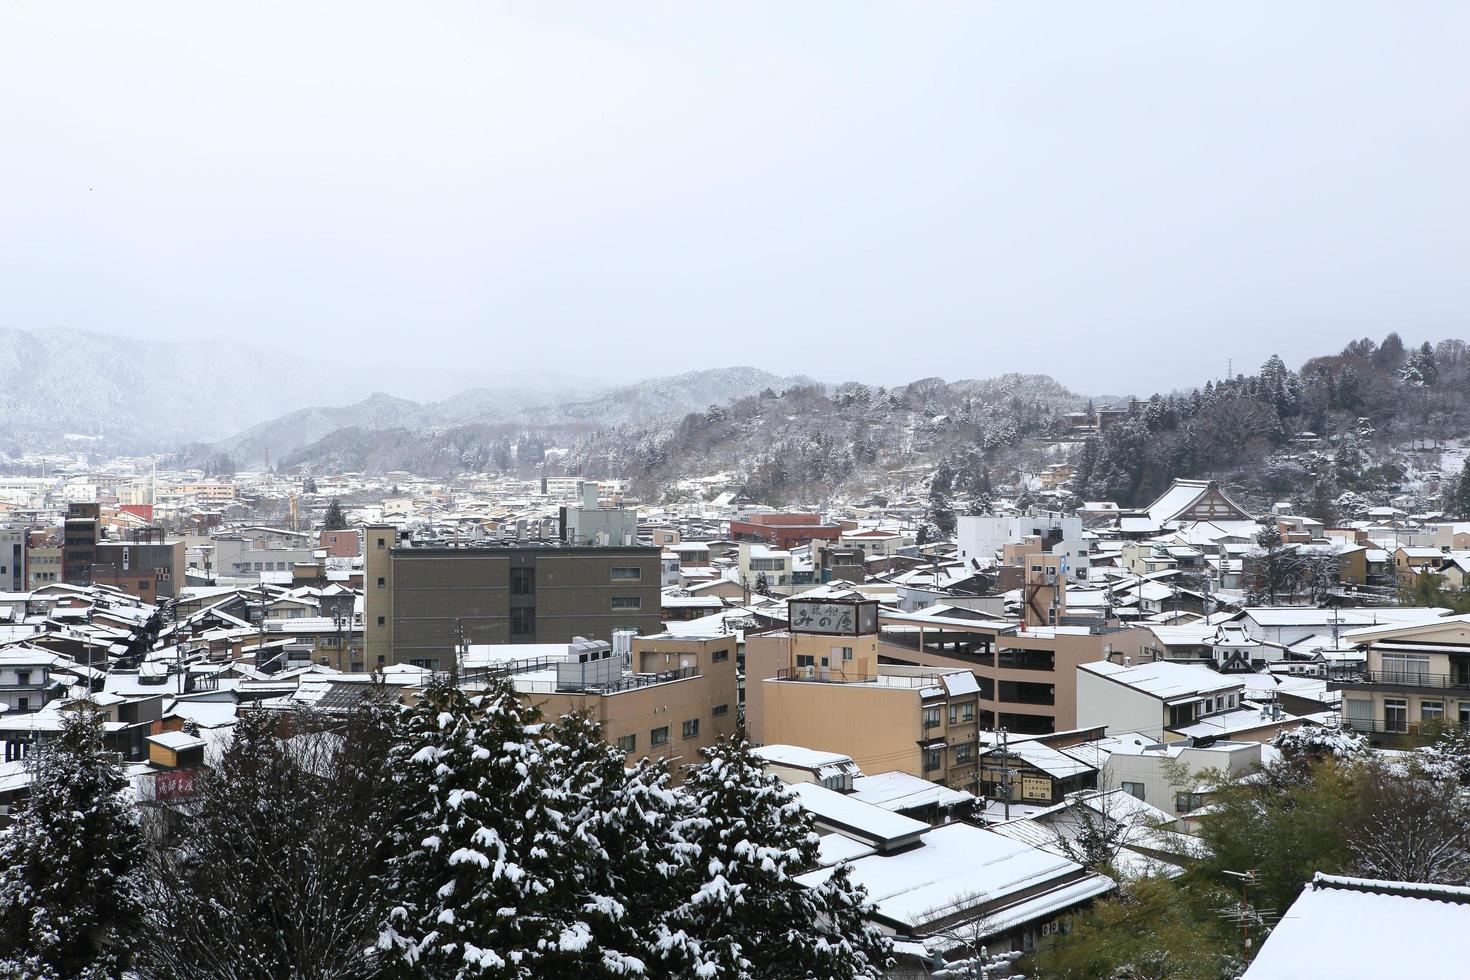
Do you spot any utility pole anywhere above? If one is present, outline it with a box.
[999,727,1012,821]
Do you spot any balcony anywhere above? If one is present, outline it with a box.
[998,681,1055,706]
[1337,671,1470,692]
[996,649,1056,672]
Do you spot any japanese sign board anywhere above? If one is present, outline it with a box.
[789,599,878,636]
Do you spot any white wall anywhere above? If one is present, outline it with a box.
[1076,668,1161,735]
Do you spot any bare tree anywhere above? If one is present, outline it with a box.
[1046,788,1133,876]
[137,693,401,979]
[918,897,1025,979]
[1348,763,1470,884]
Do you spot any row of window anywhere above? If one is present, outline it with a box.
[616,708,730,754]
[923,701,979,729]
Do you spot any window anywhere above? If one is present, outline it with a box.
[1384,698,1408,734]
[377,538,386,549]
[949,705,958,725]
[711,648,729,662]
[650,726,669,746]
[682,719,700,739]
[611,567,641,581]
[954,743,973,763]
[1121,782,1146,801]
[376,577,385,588]
[923,749,942,771]
[611,596,642,610]
[1382,654,1430,686]
[15,671,30,686]
[511,568,535,595]
[1422,700,1445,723]
[923,706,941,729]
[511,607,534,636]
[138,581,150,591]
[617,734,637,754]
[713,704,729,716]
[962,702,975,722]
[377,656,386,665]
[1175,792,1205,813]
[796,655,815,668]
[377,616,385,627]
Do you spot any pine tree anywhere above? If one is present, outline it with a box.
[322,498,349,530]
[0,705,146,977]
[660,734,891,979]
[377,677,583,978]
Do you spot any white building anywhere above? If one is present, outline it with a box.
[957,513,1089,582]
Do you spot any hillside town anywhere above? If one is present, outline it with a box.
[3,442,1470,977]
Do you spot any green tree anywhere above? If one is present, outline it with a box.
[1195,758,1359,915]
[661,733,891,979]
[322,498,349,530]
[377,677,586,978]
[1027,877,1241,980]
[0,705,147,977]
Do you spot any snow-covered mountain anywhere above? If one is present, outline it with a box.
[0,327,372,456]
[200,366,811,468]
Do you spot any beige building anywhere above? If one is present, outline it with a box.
[1332,613,1470,738]
[746,594,984,791]
[508,632,739,776]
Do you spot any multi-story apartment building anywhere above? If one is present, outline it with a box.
[26,546,61,588]
[491,633,738,775]
[958,512,1090,582]
[1331,613,1470,739]
[0,529,26,593]
[560,482,639,547]
[62,502,100,584]
[92,535,186,601]
[745,593,984,791]
[362,525,662,669]
[874,606,1145,736]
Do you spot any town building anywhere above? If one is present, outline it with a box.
[745,592,984,791]
[362,525,662,669]
[729,512,842,551]
[1331,613,1470,739]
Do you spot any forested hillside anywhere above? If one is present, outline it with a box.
[1074,334,1470,518]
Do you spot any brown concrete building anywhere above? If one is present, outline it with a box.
[319,528,360,558]
[746,594,985,791]
[362,525,662,669]
[873,608,1147,735]
[513,633,739,775]
[62,502,100,584]
[91,535,186,601]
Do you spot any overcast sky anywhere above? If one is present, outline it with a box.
[2,2,1467,397]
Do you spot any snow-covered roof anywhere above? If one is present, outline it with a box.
[1244,874,1470,979]
[752,744,859,778]
[849,771,975,813]
[795,821,1110,934]
[996,739,1096,779]
[1080,660,1241,701]
[147,730,207,751]
[788,783,928,849]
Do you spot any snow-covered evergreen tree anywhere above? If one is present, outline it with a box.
[377,676,587,978]
[0,705,146,977]
[659,733,891,979]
